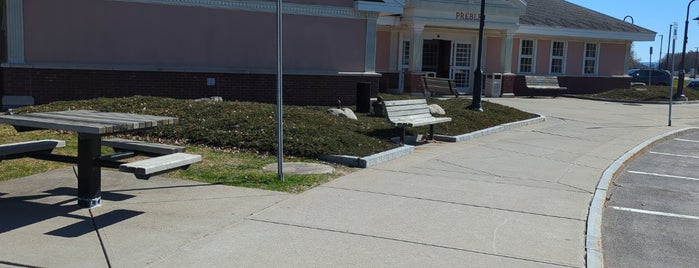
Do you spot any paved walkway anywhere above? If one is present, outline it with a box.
[1,97,697,267]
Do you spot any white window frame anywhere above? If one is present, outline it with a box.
[583,42,599,75]
[401,40,410,72]
[518,39,536,74]
[549,41,567,74]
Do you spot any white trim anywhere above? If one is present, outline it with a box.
[549,40,567,75]
[583,42,599,75]
[0,62,382,77]
[6,0,24,64]
[113,0,377,20]
[355,0,404,14]
[517,25,655,42]
[518,39,536,74]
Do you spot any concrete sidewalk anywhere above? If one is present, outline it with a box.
[1,98,697,267]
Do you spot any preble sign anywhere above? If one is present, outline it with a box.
[456,12,481,21]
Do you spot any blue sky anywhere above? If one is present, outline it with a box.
[567,0,699,65]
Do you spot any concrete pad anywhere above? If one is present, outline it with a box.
[263,162,334,175]
[250,187,585,267]
[325,168,591,220]
[150,220,566,268]
[0,168,291,267]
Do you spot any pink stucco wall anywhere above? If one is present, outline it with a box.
[599,43,627,76]
[485,36,502,73]
[567,42,584,75]
[375,31,391,72]
[536,40,551,75]
[23,0,366,72]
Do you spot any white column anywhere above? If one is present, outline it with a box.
[408,25,424,73]
[364,14,378,73]
[6,0,25,64]
[502,31,515,74]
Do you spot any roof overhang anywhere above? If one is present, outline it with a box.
[517,25,656,41]
[354,0,404,15]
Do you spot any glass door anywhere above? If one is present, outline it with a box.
[450,42,472,94]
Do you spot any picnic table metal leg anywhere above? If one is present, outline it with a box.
[77,133,102,208]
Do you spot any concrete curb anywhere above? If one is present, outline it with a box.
[585,127,699,268]
[320,114,545,168]
[433,114,546,142]
[319,145,415,168]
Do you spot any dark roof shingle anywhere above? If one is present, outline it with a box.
[521,0,655,34]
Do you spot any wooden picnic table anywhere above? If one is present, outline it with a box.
[0,110,178,208]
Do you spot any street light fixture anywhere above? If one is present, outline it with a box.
[468,0,485,112]
[666,24,673,70]
[675,0,697,101]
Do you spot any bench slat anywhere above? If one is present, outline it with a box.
[0,139,66,157]
[103,138,185,155]
[119,153,201,179]
[423,77,458,97]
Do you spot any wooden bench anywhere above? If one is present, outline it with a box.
[103,138,185,155]
[119,152,202,180]
[423,77,459,98]
[524,76,567,97]
[383,99,452,144]
[0,139,66,161]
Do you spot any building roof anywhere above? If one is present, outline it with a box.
[520,0,655,34]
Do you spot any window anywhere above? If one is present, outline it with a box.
[550,41,566,74]
[519,40,535,73]
[584,43,598,75]
[401,41,410,71]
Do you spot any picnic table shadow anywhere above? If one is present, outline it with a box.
[0,187,143,238]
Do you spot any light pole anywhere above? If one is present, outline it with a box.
[675,0,696,101]
[468,0,485,112]
[669,22,678,126]
[667,24,673,70]
[659,35,664,69]
[695,46,699,78]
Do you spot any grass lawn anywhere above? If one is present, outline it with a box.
[1,95,536,192]
[581,85,699,102]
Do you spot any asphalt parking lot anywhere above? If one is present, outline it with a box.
[602,132,699,267]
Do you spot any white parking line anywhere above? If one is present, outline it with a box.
[649,151,699,159]
[675,138,699,143]
[610,206,699,221]
[628,170,699,182]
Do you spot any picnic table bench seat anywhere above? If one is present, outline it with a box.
[423,77,459,98]
[103,138,185,155]
[119,152,202,180]
[0,139,66,161]
[525,76,567,97]
[383,99,452,144]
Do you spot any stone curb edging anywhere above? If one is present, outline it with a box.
[434,114,546,142]
[585,127,699,268]
[319,145,415,168]
[319,114,545,168]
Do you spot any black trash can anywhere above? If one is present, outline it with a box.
[356,82,371,113]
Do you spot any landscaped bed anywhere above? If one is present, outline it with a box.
[1,95,537,192]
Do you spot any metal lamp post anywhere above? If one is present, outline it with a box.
[667,24,673,70]
[659,35,664,70]
[675,0,697,101]
[276,0,284,181]
[468,0,485,112]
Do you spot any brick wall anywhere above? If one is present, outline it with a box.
[1,68,380,106]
